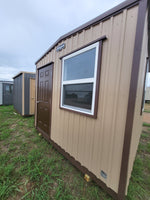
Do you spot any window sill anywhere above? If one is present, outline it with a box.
[59,105,97,119]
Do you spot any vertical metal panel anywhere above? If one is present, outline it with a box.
[24,73,36,115]
[36,5,139,194]
[3,83,13,105]
[13,75,22,114]
[0,82,3,105]
[22,73,25,115]
[126,12,148,193]
[29,78,35,115]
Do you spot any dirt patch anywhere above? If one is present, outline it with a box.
[143,112,150,123]
[0,142,9,152]
[8,178,35,200]
[10,124,17,129]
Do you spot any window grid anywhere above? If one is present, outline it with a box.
[61,42,99,115]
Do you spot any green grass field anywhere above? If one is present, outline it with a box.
[0,106,150,200]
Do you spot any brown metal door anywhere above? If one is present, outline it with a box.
[37,64,53,140]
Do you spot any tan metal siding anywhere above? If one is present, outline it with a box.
[126,13,148,193]
[29,78,35,115]
[36,5,139,193]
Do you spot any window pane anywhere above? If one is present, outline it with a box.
[63,48,96,81]
[63,83,93,110]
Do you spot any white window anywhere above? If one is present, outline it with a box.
[60,42,100,116]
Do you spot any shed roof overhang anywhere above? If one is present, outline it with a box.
[35,0,141,65]
[13,71,36,79]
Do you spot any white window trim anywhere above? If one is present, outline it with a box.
[61,42,99,115]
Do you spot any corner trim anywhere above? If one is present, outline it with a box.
[118,0,148,199]
[22,73,24,116]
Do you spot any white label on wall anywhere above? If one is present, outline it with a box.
[56,43,66,52]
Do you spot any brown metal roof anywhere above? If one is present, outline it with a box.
[35,0,140,64]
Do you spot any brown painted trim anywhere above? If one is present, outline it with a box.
[59,40,104,119]
[35,132,118,200]
[36,61,54,70]
[35,69,38,128]
[59,35,107,60]
[37,127,50,141]
[140,57,149,115]
[118,0,148,199]
[35,0,139,64]
[50,138,118,199]
[49,63,54,138]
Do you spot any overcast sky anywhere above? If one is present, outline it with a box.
[0,0,124,81]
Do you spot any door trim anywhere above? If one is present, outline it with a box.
[36,62,54,139]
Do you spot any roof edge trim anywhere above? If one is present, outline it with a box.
[13,71,36,79]
[35,0,140,65]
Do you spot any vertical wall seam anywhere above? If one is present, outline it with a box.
[99,17,114,181]
[118,0,148,199]
[108,9,127,185]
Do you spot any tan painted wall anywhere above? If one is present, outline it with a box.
[36,5,139,193]
[126,12,148,194]
[29,78,35,115]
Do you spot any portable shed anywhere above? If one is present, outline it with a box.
[13,72,36,116]
[145,72,150,102]
[0,81,13,105]
[145,86,150,101]
[35,0,149,199]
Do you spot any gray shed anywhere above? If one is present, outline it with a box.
[13,72,36,116]
[0,81,13,105]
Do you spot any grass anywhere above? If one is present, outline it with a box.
[0,106,150,200]
[143,110,150,113]
[143,122,150,127]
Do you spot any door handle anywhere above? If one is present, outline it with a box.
[37,101,40,103]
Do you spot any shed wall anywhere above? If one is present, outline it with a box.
[126,12,148,193]
[24,73,35,115]
[36,5,139,193]
[3,83,13,105]
[29,78,35,115]
[0,82,2,105]
[13,75,22,114]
